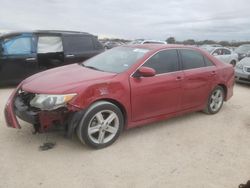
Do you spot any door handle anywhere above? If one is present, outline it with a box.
[66,54,75,58]
[176,76,183,81]
[210,71,216,75]
[25,57,36,62]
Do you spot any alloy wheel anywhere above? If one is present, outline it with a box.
[209,89,223,112]
[87,110,119,144]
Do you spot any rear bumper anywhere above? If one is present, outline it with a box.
[224,69,235,101]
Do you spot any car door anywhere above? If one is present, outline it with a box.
[63,35,100,64]
[130,49,184,121]
[222,48,232,63]
[179,49,216,109]
[36,34,64,68]
[0,34,38,85]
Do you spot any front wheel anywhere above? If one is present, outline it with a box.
[77,101,124,149]
[204,86,224,114]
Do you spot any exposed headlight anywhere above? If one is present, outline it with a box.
[30,93,77,111]
[236,63,243,69]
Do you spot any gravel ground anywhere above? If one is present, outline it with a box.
[0,83,250,188]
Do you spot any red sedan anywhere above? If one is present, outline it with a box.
[4,45,234,149]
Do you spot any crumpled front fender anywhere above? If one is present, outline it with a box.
[4,85,22,129]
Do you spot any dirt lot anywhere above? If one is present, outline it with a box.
[0,84,250,188]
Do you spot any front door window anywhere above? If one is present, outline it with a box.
[2,35,33,55]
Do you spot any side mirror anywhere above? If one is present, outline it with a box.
[136,66,156,77]
[212,52,219,56]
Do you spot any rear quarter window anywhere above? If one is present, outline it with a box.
[92,37,104,50]
[204,56,215,67]
[63,35,94,53]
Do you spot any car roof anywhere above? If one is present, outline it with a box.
[212,47,230,50]
[141,39,166,43]
[0,30,91,38]
[124,44,200,51]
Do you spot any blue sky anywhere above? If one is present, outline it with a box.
[0,0,250,41]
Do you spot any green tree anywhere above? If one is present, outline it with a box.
[183,39,195,45]
[166,37,176,44]
[219,41,230,46]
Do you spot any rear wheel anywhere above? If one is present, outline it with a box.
[230,60,236,67]
[204,86,224,114]
[77,101,124,149]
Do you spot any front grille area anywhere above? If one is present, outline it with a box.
[244,66,250,73]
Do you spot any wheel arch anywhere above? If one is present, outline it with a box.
[230,59,237,63]
[94,98,128,128]
[217,84,227,100]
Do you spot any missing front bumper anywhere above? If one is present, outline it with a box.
[5,89,72,133]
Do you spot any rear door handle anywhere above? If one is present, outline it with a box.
[66,54,75,58]
[25,57,36,62]
[210,71,216,75]
[176,76,183,81]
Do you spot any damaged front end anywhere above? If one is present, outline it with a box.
[4,87,82,136]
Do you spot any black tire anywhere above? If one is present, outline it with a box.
[77,101,124,149]
[204,86,224,114]
[230,60,236,67]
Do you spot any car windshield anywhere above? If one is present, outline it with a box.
[235,45,250,53]
[82,47,149,73]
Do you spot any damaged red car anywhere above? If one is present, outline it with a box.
[4,45,234,149]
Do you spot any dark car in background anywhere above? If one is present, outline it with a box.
[103,41,123,49]
[234,44,250,61]
[0,30,104,86]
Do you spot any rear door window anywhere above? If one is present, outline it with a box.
[63,35,94,53]
[37,36,63,53]
[223,49,231,55]
[180,49,206,70]
[92,37,104,50]
[2,35,34,55]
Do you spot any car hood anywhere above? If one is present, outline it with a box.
[239,57,250,66]
[22,64,117,94]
